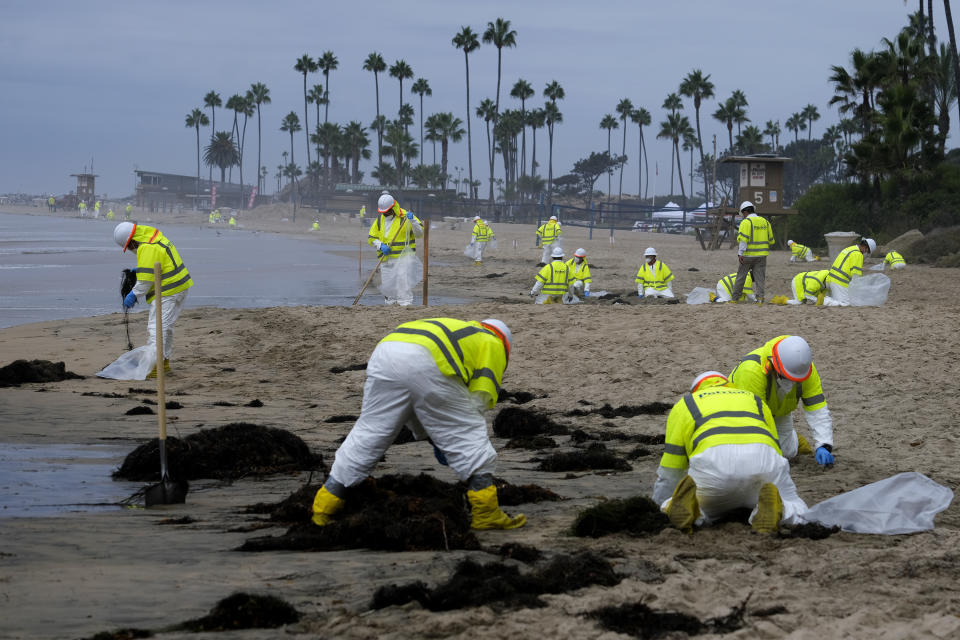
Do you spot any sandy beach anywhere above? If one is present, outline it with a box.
[2,203,959,639]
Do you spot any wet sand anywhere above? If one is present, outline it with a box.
[2,203,959,639]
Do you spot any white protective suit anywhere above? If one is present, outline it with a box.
[328,341,498,487]
[653,443,807,528]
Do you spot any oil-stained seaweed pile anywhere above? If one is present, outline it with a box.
[565,402,671,418]
[493,477,563,505]
[498,389,537,404]
[537,444,632,472]
[505,435,558,449]
[572,496,669,538]
[589,597,749,637]
[570,429,665,446]
[0,359,83,387]
[113,422,322,481]
[371,551,621,611]
[330,363,367,373]
[497,542,543,563]
[493,406,569,438]
[779,522,841,540]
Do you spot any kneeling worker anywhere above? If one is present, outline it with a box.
[530,246,571,304]
[714,272,755,303]
[566,247,592,299]
[312,318,525,531]
[788,270,829,305]
[652,371,807,533]
[787,239,817,262]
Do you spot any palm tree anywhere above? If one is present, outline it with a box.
[294,54,317,166]
[527,107,545,179]
[615,98,634,202]
[312,122,341,185]
[712,97,739,153]
[785,112,806,143]
[682,131,697,201]
[453,27,480,199]
[280,111,301,166]
[662,93,683,193]
[224,94,244,183]
[236,93,254,207]
[249,82,270,195]
[185,108,209,209]
[203,91,221,183]
[631,107,651,199]
[736,125,766,154]
[657,113,692,203]
[424,113,442,164]
[363,52,387,167]
[510,79,534,175]
[434,112,465,190]
[343,121,370,183]
[731,89,749,135]
[763,119,780,151]
[482,18,518,119]
[307,84,325,156]
[411,78,432,165]
[476,98,497,201]
[945,0,960,127]
[389,59,414,115]
[543,80,565,207]
[801,103,820,140]
[318,50,338,123]
[204,131,239,187]
[678,69,714,173]
[382,120,417,185]
[599,114,619,202]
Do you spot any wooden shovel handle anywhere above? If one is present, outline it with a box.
[153,262,167,441]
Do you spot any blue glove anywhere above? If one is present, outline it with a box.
[123,291,137,309]
[379,245,391,256]
[583,290,589,298]
[637,295,644,299]
[815,446,835,466]
[406,211,414,220]
[433,444,448,466]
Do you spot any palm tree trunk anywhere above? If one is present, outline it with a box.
[487,120,494,202]
[303,75,312,167]
[195,126,201,211]
[239,115,247,209]
[669,145,675,196]
[607,130,612,203]
[324,72,330,124]
[674,141,686,205]
[419,94,425,166]
[547,126,554,211]
[944,0,960,129]
[618,122,626,202]
[208,107,215,185]
[520,99,527,177]
[641,129,649,200]
[695,106,706,173]
[637,126,642,200]
[256,106,262,195]
[375,72,383,167]
[442,138,449,190]
[464,54,474,200]
[531,127,537,180]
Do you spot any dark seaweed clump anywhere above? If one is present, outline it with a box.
[505,436,558,449]
[572,496,669,538]
[590,597,749,637]
[498,389,536,404]
[494,478,562,505]
[493,406,569,438]
[565,402,671,418]
[0,359,83,387]
[174,592,300,631]
[125,406,154,416]
[113,422,322,481]
[779,522,841,540]
[371,551,620,612]
[537,445,632,472]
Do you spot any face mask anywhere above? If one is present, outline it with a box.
[776,375,795,395]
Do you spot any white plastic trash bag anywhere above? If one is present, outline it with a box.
[463,242,475,258]
[489,238,498,251]
[800,472,953,534]
[849,273,891,306]
[96,345,156,381]
[686,287,713,305]
[379,253,423,300]
[868,262,885,271]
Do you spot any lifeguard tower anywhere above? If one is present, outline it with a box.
[71,172,98,206]
[703,154,798,250]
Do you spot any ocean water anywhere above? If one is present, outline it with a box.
[0,212,467,329]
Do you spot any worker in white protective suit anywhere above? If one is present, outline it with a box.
[367,193,424,306]
[530,246,571,304]
[728,335,836,466]
[787,239,817,262]
[823,237,875,306]
[311,317,526,531]
[635,247,674,298]
[566,247,592,301]
[469,216,493,264]
[652,371,808,534]
[535,215,562,266]
[714,272,755,303]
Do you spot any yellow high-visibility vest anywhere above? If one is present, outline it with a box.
[635,260,674,291]
[884,251,905,267]
[130,225,193,303]
[738,215,774,257]
[368,208,422,259]
[565,258,592,285]
[535,260,571,295]
[728,335,828,419]
[791,270,828,301]
[472,222,492,242]
[536,221,562,244]
[718,272,753,299]
[826,245,863,288]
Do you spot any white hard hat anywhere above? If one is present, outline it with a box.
[481,319,512,357]
[549,215,558,221]
[377,194,396,213]
[787,239,795,246]
[551,246,564,258]
[473,215,481,221]
[739,201,755,213]
[113,222,136,252]
[863,238,877,254]
[644,247,657,257]
[574,248,586,258]
[691,371,728,392]
[771,336,812,382]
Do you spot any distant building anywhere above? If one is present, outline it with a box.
[71,172,98,205]
[134,170,250,210]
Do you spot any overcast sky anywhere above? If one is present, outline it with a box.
[0,0,941,202]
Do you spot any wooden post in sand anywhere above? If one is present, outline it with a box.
[359,237,362,278]
[422,219,429,306]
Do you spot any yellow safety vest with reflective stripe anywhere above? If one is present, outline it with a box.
[718,272,753,299]
[728,335,828,419]
[825,245,863,288]
[472,222,492,242]
[131,225,193,303]
[659,385,781,470]
[380,318,507,409]
[738,215,774,257]
[535,260,571,295]
[791,242,811,260]
[792,270,828,301]
[536,221,561,245]
[565,258,592,285]
[367,208,422,260]
[635,260,674,291]
[884,251,905,267]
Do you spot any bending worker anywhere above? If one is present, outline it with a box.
[368,193,424,306]
[311,317,525,531]
[788,269,829,305]
[731,201,774,304]
[728,335,835,466]
[823,237,876,306]
[714,272,755,303]
[470,215,493,265]
[652,371,807,534]
[530,246,571,304]
[635,247,674,298]
[567,247,592,299]
[884,250,906,270]
[535,215,562,266]
[787,239,817,262]
[113,222,194,376]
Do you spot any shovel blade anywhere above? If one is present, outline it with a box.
[144,475,189,507]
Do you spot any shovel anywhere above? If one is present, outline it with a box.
[144,261,188,506]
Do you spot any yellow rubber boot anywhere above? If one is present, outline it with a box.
[796,433,814,455]
[666,474,700,533]
[467,485,526,530]
[752,482,784,534]
[311,485,345,527]
[146,359,171,379]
